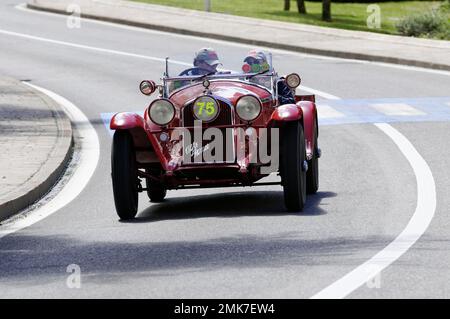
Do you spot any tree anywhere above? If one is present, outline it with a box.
[296,0,307,14]
[322,0,331,21]
[284,0,290,11]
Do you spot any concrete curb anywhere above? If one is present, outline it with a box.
[0,79,73,221]
[27,2,450,71]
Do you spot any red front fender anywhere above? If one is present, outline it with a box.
[268,102,317,160]
[297,101,318,160]
[110,112,145,130]
[110,112,151,151]
[110,112,168,170]
[268,104,303,126]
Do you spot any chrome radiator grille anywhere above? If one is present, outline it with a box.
[181,100,235,164]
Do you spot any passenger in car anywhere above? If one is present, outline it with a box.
[243,50,296,105]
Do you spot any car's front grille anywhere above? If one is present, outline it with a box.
[182,100,232,127]
[181,100,234,164]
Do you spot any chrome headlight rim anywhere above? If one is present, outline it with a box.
[236,95,262,122]
[148,98,176,126]
[192,95,220,123]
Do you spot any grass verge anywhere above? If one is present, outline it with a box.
[133,0,448,38]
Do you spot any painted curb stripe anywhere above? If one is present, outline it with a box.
[0,83,100,239]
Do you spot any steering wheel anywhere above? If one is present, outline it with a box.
[178,67,210,76]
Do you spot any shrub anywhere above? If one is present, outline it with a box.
[440,0,450,12]
[396,9,448,38]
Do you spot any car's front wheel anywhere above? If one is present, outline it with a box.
[280,121,307,211]
[111,131,138,220]
[307,121,319,194]
[146,173,167,202]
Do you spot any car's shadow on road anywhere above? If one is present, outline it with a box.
[126,190,336,223]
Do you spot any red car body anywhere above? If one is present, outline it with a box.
[110,81,317,188]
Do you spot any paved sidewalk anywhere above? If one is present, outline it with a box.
[28,0,450,70]
[0,77,72,221]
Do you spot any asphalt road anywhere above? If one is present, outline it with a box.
[1,0,450,298]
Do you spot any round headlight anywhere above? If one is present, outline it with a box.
[236,95,262,122]
[148,99,175,126]
[140,80,156,95]
[192,95,220,122]
[285,73,301,88]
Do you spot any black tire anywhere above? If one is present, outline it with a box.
[280,121,307,211]
[111,131,138,220]
[307,121,319,194]
[146,175,167,202]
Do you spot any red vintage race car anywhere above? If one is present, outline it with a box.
[110,57,320,220]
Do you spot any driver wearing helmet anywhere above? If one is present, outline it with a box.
[243,50,296,105]
[179,48,222,76]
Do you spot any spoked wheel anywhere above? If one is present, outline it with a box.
[111,131,139,220]
[146,172,167,202]
[280,121,307,212]
[307,121,319,194]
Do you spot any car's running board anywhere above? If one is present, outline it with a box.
[161,181,282,190]
[245,182,282,187]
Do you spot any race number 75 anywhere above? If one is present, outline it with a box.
[196,101,215,115]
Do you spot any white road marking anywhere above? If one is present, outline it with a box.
[312,123,436,298]
[0,27,342,100]
[371,103,426,116]
[300,86,340,100]
[310,90,437,298]
[316,104,345,119]
[0,83,100,239]
[0,29,191,67]
[16,3,450,77]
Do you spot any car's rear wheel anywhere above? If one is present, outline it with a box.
[111,131,138,220]
[146,173,167,202]
[307,121,319,194]
[280,121,307,211]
